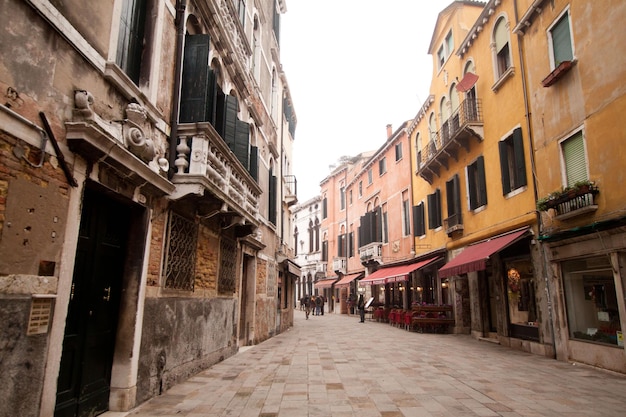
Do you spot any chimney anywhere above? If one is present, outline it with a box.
[386,124,392,138]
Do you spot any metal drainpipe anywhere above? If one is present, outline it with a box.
[168,0,187,179]
[513,0,557,358]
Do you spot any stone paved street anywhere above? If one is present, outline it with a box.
[111,310,626,417]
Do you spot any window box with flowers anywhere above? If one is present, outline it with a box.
[536,181,599,219]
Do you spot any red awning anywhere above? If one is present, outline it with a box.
[456,72,479,92]
[314,278,337,289]
[335,272,363,288]
[359,257,440,286]
[438,229,529,278]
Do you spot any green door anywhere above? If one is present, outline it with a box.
[55,188,130,417]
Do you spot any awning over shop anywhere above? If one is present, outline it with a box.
[314,277,337,289]
[335,272,363,288]
[438,228,529,278]
[456,72,479,92]
[359,257,440,286]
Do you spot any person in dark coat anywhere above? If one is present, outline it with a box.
[358,294,365,323]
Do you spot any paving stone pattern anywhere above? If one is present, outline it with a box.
[119,310,626,417]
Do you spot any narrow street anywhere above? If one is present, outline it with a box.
[117,311,626,417]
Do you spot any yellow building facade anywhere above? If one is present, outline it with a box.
[409,0,552,356]
[515,0,626,373]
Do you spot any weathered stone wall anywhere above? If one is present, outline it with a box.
[0,297,48,417]
[136,297,238,405]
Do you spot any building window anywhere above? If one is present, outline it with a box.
[337,233,347,257]
[358,181,363,197]
[340,186,346,210]
[321,239,328,262]
[236,0,246,27]
[367,168,373,185]
[308,220,314,253]
[402,191,411,236]
[562,256,621,347]
[561,130,588,186]
[379,157,387,176]
[445,174,462,227]
[413,202,425,237]
[467,156,487,210]
[493,17,511,78]
[163,212,197,291]
[395,142,403,161]
[437,30,453,70]
[358,207,382,247]
[314,218,320,251]
[349,189,353,205]
[322,196,327,219]
[348,231,354,258]
[437,45,445,70]
[219,237,237,294]
[294,226,298,256]
[117,0,147,84]
[499,127,527,195]
[427,189,442,229]
[549,8,574,69]
[269,165,277,225]
[382,205,389,244]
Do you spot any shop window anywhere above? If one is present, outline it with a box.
[562,257,622,347]
[506,259,538,341]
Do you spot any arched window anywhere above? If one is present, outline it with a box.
[308,220,314,253]
[314,218,320,252]
[493,16,511,79]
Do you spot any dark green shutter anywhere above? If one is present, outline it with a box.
[322,198,327,219]
[413,203,425,237]
[375,207,383,242]
[348,232,354,257]
[180,34,211,123]
[269,174,277,225]
[563,131,587,186]
[223,95,238,146]
[234,120,250,169]
[477,156,487,206]
[513,128,527,188]
[249,146,258,181]
[499,140,511,195]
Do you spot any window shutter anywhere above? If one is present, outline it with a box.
[552,13,573,65]
[180,34,211,123]
[427,193,436,229]
[234,120,250,169]
[249,146,258,181]
[375,207,383,242]
[512,128,527,188]
[477,156,487,206]
[269,174,277,225]
[348,232,354,258]
[562,132,587,186]
[223,95,238,146]
[413,203,425,237]
[322,198,327,219]
[499,140,511,195]
[383,211,388,243]
[494,18,508,53]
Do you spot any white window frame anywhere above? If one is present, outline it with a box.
[558,127,589,188]
[547,6,575,70]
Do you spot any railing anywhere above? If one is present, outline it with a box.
[419,98,483,168]
[316,262,327,273]
[332,257,347,273]
[284,175,297,206]
[444,213,464,236]
[550,187,599,219]
[171,123,261,221]
[359,242,383,263]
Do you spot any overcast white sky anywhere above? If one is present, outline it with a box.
[280,0,451,202]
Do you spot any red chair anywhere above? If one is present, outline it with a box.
[403,311,412,330]
[388,309,396,326]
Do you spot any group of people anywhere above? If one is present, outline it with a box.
[300,295,325,319]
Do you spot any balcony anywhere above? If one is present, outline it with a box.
[284,175,298,207]
[538,183,599,220]
[170,123,261,234]
[316,262,327,273]
[417,98,484,184]
[444,213,464,236]
[359,242,383,265]
[332,257,347,274]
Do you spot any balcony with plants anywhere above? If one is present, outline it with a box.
[536,181,599,220]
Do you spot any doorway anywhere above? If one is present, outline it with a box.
[55,188,131,417]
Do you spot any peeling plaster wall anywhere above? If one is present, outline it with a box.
[136,297,238,405]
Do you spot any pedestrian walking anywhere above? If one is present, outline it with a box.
[315,295,322,316]
[357,293,365,323]
[304,296,311,319]
[320,295,325,315]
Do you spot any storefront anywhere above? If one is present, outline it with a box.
[541,225,626,373]
[334,272,363,314]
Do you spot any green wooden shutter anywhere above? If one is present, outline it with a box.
[180,34,211,123]
[477,156,487,206]
[249,146,258,181]
[427,193,436,229]
[413,203,425,237]
[499,140,512,195]
[269,174,277,225]
[552,12,573,65]
[223,95,238,146]
[562,132,587,186]
[322,198,327,219]
[234,120,250,169]
[513,128,527,188]
[375,207,383,242]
